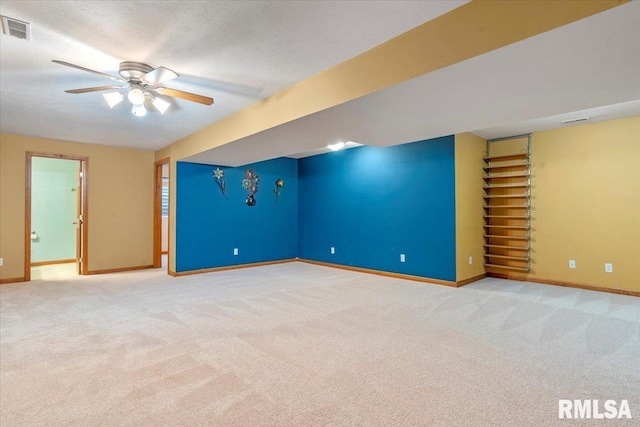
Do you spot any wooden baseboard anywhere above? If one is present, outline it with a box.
[487,272,639,297]
[0,276,26,284]
[30,259,75,267]
[168,270,178,277]
[86,265,154,275]
[171,258,296,277]
[456,273,487,287]
[297,259,457,287]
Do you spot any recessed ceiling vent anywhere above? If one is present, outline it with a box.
[1,16,31,41]
[561,117,589,125]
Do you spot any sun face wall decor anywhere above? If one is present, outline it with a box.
[242,169,260,206]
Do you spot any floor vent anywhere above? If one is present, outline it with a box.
[1,16,31,41]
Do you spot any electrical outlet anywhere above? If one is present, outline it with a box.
[605,263,613,273]
[400,254,406,263]
[0,258,3,267]
[569,260,576,269]
[233,248,238,256]
[330,247,335,254]
[469,256,473,265]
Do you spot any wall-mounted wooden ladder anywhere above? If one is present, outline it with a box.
[483,134,531,272]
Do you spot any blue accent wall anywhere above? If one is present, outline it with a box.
[176,157,298,272]
[298,136,456,281]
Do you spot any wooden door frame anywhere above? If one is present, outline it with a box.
[153,158,170,269]
[25,152,89,281]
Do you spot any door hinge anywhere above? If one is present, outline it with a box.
[78,257,83,263]
[79,172,84,178]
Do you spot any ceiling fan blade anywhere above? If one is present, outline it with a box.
[52,60,125,82]
[65,85,124,94]
[140,66,179,86]
[156,87,213,105]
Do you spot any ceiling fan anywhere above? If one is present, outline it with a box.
[52,60,214,117]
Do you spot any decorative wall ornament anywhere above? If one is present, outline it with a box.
[212,167,227,199]
[242,169,259,206]
[273,179,284,205]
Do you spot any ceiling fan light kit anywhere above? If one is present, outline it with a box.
[152,96,170,114]
[132,103,147,117]
[127,83,145,105]
[52,59,214,117]
[103,92,124,108]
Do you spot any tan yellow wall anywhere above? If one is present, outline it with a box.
[155,144,172,162]
[455,133,487,282]
[523,117,640,292]
[0,134,155,280]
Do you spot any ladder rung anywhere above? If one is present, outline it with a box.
[484,215,529,219]
[484,263,530,272]
[483,173,530,180]
[485,254,530,261]
[484,205,529,209]
[484,183,529,189]
[484,244,529,251]
[483,153,530,162]
[484,235,529,240]
[483,164,529,171]
[484,225,530,229]
[484,194,528,199]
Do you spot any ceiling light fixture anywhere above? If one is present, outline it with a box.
[152,96,170,114]
[103,92,124,108]
[127,84,145,105]
[132,103,147,117]
[327,142,345,151]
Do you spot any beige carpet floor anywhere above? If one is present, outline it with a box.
[1,262,638,426]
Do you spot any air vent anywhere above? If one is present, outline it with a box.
[1,16,31,41]
[561,117,589,124]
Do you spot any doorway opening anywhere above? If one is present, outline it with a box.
[154,158,170,270]
[25,152,89,281]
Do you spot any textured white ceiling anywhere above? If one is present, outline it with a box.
[0,0,467,150]
[184,1,640,166]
